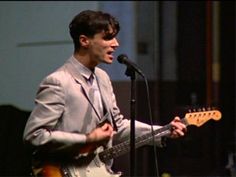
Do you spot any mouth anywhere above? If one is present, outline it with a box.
[107,51,114,59]
[107,50,113,55]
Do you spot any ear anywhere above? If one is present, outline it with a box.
[80,35,89,48]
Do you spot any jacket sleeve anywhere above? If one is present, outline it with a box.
[23,75,87,154]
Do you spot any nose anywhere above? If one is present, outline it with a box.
[111,38,119,48]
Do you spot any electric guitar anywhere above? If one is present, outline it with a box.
[33,109,222,177]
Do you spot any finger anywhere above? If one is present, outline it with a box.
[171,122,184,130]
[171,124,186,136]
[175,129,185,136]
[174,116,181,121]
[101,123,109,130]
[172,120,186,130]
[171,129,183,138]
[107,125,114,136]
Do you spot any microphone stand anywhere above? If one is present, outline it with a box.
[125,66,136,177]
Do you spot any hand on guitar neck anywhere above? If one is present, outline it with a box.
[169,116,187,138]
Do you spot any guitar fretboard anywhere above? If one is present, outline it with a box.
[98,118,187,162]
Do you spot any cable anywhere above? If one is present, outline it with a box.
[143,76,160,177]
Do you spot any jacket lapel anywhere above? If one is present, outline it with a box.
[96,74,118,131]
[64,57,102,119]
[95,70,118,130]
[95,71,110,114]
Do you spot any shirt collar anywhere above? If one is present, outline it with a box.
[71,55,94,80]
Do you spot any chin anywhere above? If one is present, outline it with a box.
[104,61,112,65]
[104,59,113,64]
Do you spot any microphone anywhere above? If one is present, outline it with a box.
[117,54,145,77]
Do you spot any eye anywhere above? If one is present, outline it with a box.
[103,34,114,40]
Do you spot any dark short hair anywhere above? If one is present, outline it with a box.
[69,10,120,50]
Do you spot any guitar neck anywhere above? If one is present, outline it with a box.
[99,118,188,162]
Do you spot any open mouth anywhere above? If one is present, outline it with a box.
[106,51,114,60]
[107,51,113,55]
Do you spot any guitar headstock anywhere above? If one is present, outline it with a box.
[184,108,222,127]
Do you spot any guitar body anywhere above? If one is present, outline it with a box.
[40,164,63,177]
[34,147,122,177]
[69,155,121,177]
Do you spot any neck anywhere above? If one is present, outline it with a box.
[74,52,97,71]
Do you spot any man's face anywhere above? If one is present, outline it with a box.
[88,30,119,65]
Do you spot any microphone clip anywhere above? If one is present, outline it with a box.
[125,65,136,80]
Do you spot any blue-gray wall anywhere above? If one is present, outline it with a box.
[0,1,144,110]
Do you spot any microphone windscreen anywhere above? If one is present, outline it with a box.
[117,54,128,64]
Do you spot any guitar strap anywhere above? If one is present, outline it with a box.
[99,90,118,132]
[109,111,118,131]
[98,110,118,132]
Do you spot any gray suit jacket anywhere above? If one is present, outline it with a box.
[23,56,161,157]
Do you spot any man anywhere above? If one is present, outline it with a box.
[23,10,186,177]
